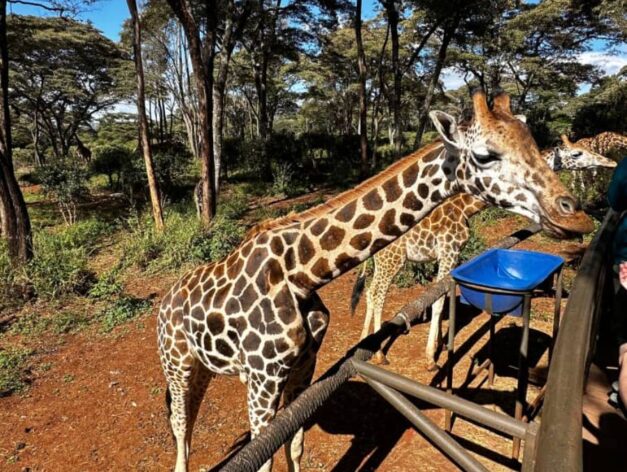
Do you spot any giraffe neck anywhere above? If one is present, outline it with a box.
[460,195,487,219]
[274,142,461,294]
[542,148,557,170]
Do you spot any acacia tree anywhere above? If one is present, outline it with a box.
[0,0,31,262]
[127,0,165,232]
[8,15,124,160]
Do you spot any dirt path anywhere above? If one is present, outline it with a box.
[0,222,576,472]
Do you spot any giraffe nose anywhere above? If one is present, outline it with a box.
[557,196,579,215]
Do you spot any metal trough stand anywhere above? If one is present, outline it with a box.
[352,358,538,472]
[446,266,563,461]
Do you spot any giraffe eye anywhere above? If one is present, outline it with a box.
[572,150,582,157]
[471,150,501,167]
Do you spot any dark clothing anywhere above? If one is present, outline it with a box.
[608,157,627,264]
[613,272,627,347]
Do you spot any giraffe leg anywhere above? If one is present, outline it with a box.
[426,296,445,371]
[426,250,458,370]
[246,372,289,472]
[158,308,214,472]
[163,358,213,472]
[371,251,404,365]
[284,295,329,472]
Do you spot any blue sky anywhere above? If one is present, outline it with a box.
[10,0,626,90]
[10,0,381,41]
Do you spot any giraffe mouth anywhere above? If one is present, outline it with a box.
[539,212,594,239]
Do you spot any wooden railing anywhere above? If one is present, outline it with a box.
[534,210,620,471]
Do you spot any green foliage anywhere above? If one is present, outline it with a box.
[89,269,123,299]
[152,141,194,192]
[393,260,439,288]
[459,227,487,263]
[50,311,89,334]
[99,296,151,333]
[27,219,111,299]
[0,348,32,396]
[8,311,88,336]
[471,207,510,228]
[572,69,627,136]
[37,160,89,225]
[0,241,20,306]
[121,194,247,272]
[8,15,125,160]
[28,234,91,299]
[91,144,135,189]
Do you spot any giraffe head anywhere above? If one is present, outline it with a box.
[429,90,594,238]
[555,134,617,170]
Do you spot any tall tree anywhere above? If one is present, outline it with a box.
[354,0,368,175]
[380,0,401,153]
[166,0,217,224]
[8,15,124,160]
[0,0,32,263]
[127,0,165,232]
[413,13,460,146]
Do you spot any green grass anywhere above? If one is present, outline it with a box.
[9,311,89,336]
[99,296,152,333]
[0,347,33,396]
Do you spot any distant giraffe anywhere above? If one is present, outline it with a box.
[157,91,593,472]
[565,132,626,194]
[351,134,615,367]
[572,131,627,156]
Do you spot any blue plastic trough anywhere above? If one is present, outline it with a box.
[451,248,564,316]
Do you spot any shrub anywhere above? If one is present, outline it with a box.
[393,260,438,288]
[0,241,18,304]
[89,269,123,299]
[99,296,151,333]
[91,144,135,188]
[37,159,89,225]
[27,226,96,299]
[459,228,487,263]
[121,194,248,272]
[207,215,246,261]
[0,347,32,396]
[9,312,49,336]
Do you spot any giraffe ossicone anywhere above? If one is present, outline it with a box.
[351,130,616,368]
[157,90,592,472]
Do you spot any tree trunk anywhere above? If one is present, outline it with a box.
[414,20,457,148]
[167,0,217,225]
[383,0,401,154]
[128,0,165,232]
[0,0,32,263]
[355,0,368,177]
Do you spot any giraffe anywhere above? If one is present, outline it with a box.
[572,131,627,156]
[351,135,616,367]
[564,132,626,194]
[157,90,593,472]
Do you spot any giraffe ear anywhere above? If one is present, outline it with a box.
[515,114,527,123]
[429,111,461,154]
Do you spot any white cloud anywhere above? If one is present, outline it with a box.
[578,51,627,76]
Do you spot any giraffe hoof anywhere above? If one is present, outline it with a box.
[372,352,389,365]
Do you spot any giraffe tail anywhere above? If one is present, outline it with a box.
[350,264,368,316]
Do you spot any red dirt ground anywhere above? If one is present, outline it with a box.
[0,220,584,472]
